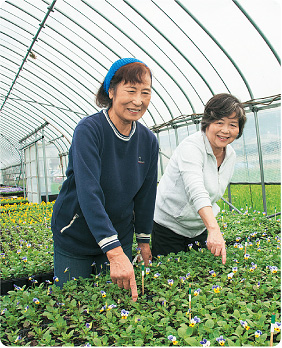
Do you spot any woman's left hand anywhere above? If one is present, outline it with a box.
[137,243,152,266]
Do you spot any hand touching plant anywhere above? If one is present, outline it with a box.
[106,246,138,301]
[137,243,152,266]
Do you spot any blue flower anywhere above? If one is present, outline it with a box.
[209,270,216,277]
[121,309,129,319]
[14,336,22,343]
[216,335,226,346]
[99,305,107,312]
[240,320,250,330]
[167,279,174,286]
[85,322,92,329]
[200,338,210,347]
[107,304,117,310]
[255,330,262,337]
[274,322,281,332]
[189,316,201,327]
[168,335,178,345]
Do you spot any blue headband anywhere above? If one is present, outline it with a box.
[103,58,147,95]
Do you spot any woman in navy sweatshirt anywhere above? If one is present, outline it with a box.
[51,58,159,301]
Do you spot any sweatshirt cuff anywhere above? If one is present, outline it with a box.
[98,235,121,253]
[194,198,212,213]
[136,232,151,244]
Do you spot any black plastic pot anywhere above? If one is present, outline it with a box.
[1,272,54,295]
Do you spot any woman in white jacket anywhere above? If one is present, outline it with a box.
[152,93,246,264]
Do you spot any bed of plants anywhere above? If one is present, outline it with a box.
[1,197,29,206]
[0,204,280,346]
[0,186,24,196]
[1,200,54,280]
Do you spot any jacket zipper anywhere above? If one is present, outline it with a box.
[60,214,79,233]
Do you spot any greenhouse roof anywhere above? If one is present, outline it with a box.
[0,0,280,169]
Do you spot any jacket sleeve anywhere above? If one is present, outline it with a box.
[177,142,212,213]
[72,123,121,253]
[133,136,159,243]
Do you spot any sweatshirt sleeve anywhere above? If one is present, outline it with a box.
[72,122,121,253]
[134,136,159,244]
[177,141,212,213]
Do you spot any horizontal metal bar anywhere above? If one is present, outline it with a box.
[19,122,49,143]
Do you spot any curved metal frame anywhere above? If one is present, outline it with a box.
[0,0,280,172]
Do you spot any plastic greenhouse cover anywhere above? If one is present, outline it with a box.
[0,0,280,169]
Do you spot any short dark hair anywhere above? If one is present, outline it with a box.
[95,62,152,108]
[201,93,246,139]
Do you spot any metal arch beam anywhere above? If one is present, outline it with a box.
[81,0,188,119]
[151,0,232,96]
[0,32,95,114]
[0,0,57,111]
[0,133,22,161]
[43,1,169,124]
[2,99,71,151]
[2,91,72,152]
[47,0,172,123]
[2,79,75,141]
[233,0,280,65]
[175,0,254,99]
[123,0,215,107]
[7,0,165,126]
[1,108,68,158]
[109,0,198,111]
[1,110,66,155]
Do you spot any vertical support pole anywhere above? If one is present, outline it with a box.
[35,141,41,203]
[228,184,232,211]
[253,107,267,213]
[42,129,49,202]
[174,126,179,147]
[21,149,26,199]
[156,132,164,177]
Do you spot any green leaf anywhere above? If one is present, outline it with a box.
[184,336,199,346]
[93,337,102,346]
[205,319,214,328]
[233,309,240,319]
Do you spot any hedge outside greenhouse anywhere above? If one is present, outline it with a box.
[0,0,281,347]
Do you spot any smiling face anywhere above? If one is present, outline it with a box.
[205,112,239,153]
[108,73,152,134]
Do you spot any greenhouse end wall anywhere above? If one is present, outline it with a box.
[23,142,65,203]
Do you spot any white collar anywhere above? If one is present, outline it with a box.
[103,109,136,141]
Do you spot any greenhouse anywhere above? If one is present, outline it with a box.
[0,0,281,346]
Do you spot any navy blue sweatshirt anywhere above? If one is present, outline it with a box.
[51,110,159,255]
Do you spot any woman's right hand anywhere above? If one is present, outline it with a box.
[206,227,226,264]
[106,246,138,301]
[198,206,226,264]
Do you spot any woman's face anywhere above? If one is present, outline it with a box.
[108,73,151,125]
[205,113,240,152]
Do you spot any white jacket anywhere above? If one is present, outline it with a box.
[154,131,236,238]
